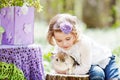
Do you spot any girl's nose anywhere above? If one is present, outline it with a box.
[62,41,67,46]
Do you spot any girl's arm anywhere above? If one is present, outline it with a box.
[72,51,92,74]
[72,36,92,74]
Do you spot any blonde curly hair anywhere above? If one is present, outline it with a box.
[47,13,80,45]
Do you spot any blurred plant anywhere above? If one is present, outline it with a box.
[112,21,120,28]
[112,46,120,67]
[0,0,42,12]
[43,47,54,73]
[0,26,4,33]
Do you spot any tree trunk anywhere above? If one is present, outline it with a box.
[82,0,112,28]
[46,74,89,80]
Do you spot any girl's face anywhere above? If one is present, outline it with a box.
[54,31,75,50]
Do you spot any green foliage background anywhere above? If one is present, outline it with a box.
[0,0,42,12]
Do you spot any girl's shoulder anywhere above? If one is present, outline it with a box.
[76,35,94,46]
[80,35,94,43]
[80,35,111,52]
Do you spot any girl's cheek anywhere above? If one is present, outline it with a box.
[56,42,62,46]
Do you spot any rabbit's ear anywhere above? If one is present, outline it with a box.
[51,52,54,55]
[51,52,56,59]
[51,52,56,55]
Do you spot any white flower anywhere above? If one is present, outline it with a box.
[21,3,28,15]
[23,23,32,34]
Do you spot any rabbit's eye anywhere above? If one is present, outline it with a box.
[56,58,58,61]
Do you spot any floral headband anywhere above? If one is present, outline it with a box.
[53,22,72,34]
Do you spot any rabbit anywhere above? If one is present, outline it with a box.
[51,51,79,74]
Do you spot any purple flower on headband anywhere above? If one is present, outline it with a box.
[60,22,72,34]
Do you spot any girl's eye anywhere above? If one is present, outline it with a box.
[66,37,71,40]
[57,40,62,42]
[56,58,58,61]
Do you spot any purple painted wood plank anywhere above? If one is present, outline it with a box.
[0,7,34,45]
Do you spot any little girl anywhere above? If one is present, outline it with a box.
[47,13,120,80]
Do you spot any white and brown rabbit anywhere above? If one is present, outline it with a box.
[51,51,79,74]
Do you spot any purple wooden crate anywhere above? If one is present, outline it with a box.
[0,6,34,45]
[0,13,1,26]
